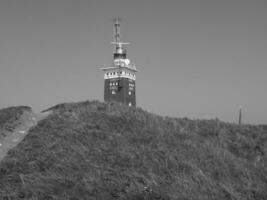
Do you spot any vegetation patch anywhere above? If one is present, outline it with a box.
[0,106,31,139]
[0,101,266,200]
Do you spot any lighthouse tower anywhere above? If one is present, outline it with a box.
[101,18,139,107]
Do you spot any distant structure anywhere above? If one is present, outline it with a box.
[239,106,242,125]
[101,18,139,107]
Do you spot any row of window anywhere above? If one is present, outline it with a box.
[105,71,136,77]
[110,82,118,86]
[111,90,132,95]
[109,82,135,87]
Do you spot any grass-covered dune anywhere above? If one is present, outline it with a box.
[0,101,266,200]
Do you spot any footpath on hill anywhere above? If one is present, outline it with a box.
[0,110,49,162]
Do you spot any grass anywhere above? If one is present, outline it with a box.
[0,101,266,200]
[0,106,32,139]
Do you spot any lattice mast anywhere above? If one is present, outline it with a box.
[114,17,121,43]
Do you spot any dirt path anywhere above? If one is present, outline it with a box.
[0,111,49,162]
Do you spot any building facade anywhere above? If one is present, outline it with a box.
[101,18,139,107]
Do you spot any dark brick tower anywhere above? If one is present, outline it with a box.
[101,18,139,107]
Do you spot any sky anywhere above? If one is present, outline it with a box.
[0,0,266,124]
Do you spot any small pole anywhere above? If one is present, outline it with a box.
[238,106,242,125]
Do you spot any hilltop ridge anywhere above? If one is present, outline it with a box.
[0,101,266,200]
[0,106,48,161]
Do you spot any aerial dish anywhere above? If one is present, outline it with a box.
[125,59,130,65]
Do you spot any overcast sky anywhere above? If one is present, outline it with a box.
[0,0,266,124]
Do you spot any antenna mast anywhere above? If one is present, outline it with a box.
[112,17,129,60]
[114,17,121,43]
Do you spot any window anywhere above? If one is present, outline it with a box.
[129,102,132,107]
[112,90,116,94]
[129,91,131,95]
[110,83,112,86]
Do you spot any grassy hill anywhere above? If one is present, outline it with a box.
[0,101,266,200]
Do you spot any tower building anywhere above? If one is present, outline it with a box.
[101,18,139,107]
